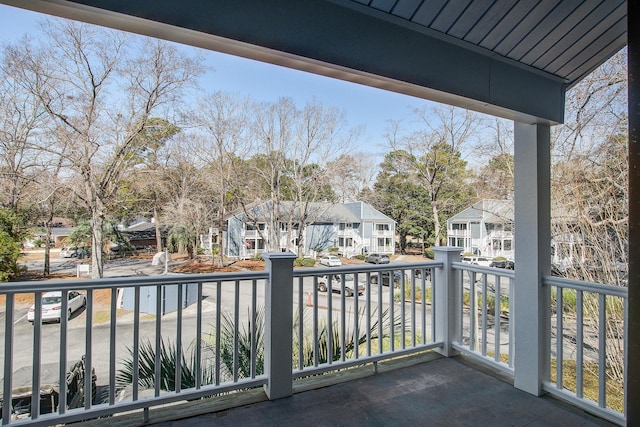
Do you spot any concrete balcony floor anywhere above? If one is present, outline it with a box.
[93,353,616,427]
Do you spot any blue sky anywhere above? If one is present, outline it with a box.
[0,4,432,156]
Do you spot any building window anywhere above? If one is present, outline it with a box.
[339,237,345,246]
[504,223,513,232]
[492,239,502,250]
[452,223,467,230]
[504,240,512,251]
[339,223,346,230]
[376,223,389,231]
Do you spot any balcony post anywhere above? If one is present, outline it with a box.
[262,252,296,400]
[433,246,463,357]
[628,0,639,423]
[513,122,551,396]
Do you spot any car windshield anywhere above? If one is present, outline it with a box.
[42,296,62,305]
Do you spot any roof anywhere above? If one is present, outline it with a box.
[231,200,394,224]
[1,1,626,125]
[448,199,513,223]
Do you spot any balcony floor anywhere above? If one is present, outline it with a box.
[140,355,615,427]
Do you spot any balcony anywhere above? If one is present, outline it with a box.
[0,249,625,426]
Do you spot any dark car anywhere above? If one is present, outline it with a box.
[369,270,402,286]
[365,253,390,264]
[489,260,514,269]
[413,268,432,280]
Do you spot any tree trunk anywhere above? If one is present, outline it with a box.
[154,206,162,252]
[91,210,104,279]
[44,221,52,276]
[432,204,442,246]
[217,208,224,268]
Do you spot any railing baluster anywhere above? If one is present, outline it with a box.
[556,286,564,390]
[196,282,203,389]
[400,270,406,349]
[481,274,487,356]
[59,290,68,414]
[252,279,258,378]
[232,280,240,382]
[297,277,304,370]
[508,277,514,368]
[353,273,359,360]
[378,276,383,355]
[327,274,333,365]
[598,293,606,408]
[469,272,476,352]
[154,284,162,397]
[215,281,221,386]
[365,272,371,357]
[133,287,140,401]
[109,287,117,404]
[84,288,94,410]
[2,294,14,426]
[313,276,319,367]
[576,290,584,399]
[494,275,500,363]
[31,291,42,420]
[389,270,394,352]
[176,283,183,393]
[340,273,346,362]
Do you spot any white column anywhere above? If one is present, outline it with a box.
[627,1,639,423]
[513,122,551,395]
[433,246,463,357]
[262,252,296,399]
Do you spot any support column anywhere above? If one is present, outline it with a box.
[433,246,463,357]
[627,1,639,424]
[513,122,551,395]
[262,252,296,400]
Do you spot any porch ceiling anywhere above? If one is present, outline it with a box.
[0,0,627,125]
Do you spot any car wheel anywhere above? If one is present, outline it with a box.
[81,297,87,307]
[67,309,72,320]
[344,288,354,297]
[370,276,378,284]
[318,283,327,293]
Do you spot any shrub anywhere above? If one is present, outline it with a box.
[424,248,434,259]
[328,247,339,254]
[294,257,316,267]
[355,254,366,260]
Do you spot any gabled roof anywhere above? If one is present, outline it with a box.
[230,200,394,224]
[448,200,513,223]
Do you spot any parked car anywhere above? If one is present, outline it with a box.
[369,270,402,286]
[461,256,492,267]
[60,247,78,258]
[27,291,86,323]
[365,253,390,264]
[60,247,90,258]
[413,268,432,280]
[489,260,514,269]
[317,274,364,297]
[319,255,342,267]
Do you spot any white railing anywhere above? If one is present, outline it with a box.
[0,258,442,426]
[451,262,515,376]
[542,275,626,426]
[0,251,626,426]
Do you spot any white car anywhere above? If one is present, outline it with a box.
[461,256,492,267]
[27,291,86,323]
[319,255,342,267]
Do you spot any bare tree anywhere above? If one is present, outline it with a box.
[191,91,250,266]
[5,19,203,277]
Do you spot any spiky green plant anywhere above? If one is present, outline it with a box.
[116,338,215,391]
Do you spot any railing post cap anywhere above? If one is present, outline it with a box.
[262,252,297,260]
[432,246,463,253]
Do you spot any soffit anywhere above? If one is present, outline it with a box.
[0,0,627,125]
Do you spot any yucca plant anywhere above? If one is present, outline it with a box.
[116,338,215,392]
